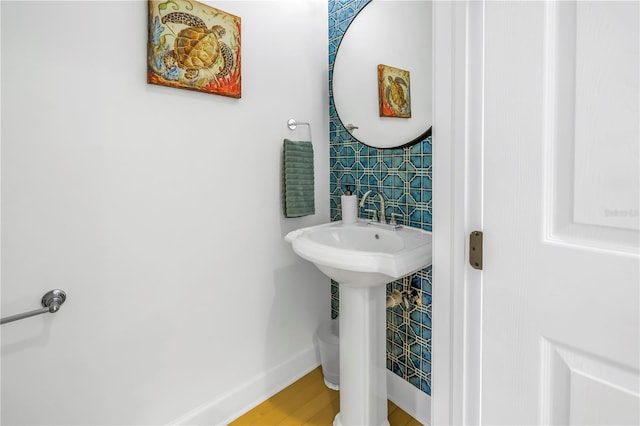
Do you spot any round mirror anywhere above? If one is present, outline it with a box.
[332,0,432,148]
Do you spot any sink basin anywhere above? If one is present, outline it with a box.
[285,220,432,287]
[285,219,432,426]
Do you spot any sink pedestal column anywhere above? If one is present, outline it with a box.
[334,283,389,426]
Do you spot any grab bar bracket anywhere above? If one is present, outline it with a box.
[1,289,67,325]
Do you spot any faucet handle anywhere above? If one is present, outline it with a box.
[364,209,378,222]
[389,213,403,225]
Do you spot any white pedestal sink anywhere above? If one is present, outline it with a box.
[285,220,432,426]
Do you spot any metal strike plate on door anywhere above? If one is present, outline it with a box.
[469,231,483,270]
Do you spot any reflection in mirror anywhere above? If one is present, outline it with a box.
[332,0,432,148]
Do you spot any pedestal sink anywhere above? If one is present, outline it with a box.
[285,220,432,426]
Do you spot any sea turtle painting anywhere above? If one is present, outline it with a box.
[377,64,411,118]
[147,0,241,98]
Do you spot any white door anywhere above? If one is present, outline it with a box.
[480,1,639,424]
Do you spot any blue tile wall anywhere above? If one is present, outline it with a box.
[328,0,432,395]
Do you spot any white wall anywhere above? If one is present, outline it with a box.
[0,1,330,424]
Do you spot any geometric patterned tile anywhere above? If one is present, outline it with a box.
[329,0,432,395]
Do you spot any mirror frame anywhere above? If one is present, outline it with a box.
[330,0,432,149]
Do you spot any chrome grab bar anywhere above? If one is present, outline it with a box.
[1,289,67,325]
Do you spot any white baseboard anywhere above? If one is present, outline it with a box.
[167,345,321,426]
[387,371,431,425]
[167,346,430,426]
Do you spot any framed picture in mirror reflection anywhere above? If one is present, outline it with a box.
[378,64,411,118]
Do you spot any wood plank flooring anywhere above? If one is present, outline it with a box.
[229,367,422,426]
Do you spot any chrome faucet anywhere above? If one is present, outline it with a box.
[359,190,386,224]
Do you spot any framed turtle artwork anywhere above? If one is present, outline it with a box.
[147,0,241,98]
[377,64,411,118]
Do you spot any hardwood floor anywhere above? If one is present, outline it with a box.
[229,367,422,426]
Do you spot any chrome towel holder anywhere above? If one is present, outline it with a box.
[1,289,67,325]
[287,118,310,130]
[287,118,312,141]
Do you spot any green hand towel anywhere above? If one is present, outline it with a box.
[283,139,315,217]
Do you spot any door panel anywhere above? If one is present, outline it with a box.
[547,1,639,250]
[481,1,639,424]
[542,339,640,425]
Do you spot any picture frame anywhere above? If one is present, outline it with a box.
[377,64,411,118]
[147,0,241,98]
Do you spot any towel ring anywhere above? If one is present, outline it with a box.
[287,118,309,130]
[287,119,313,142]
